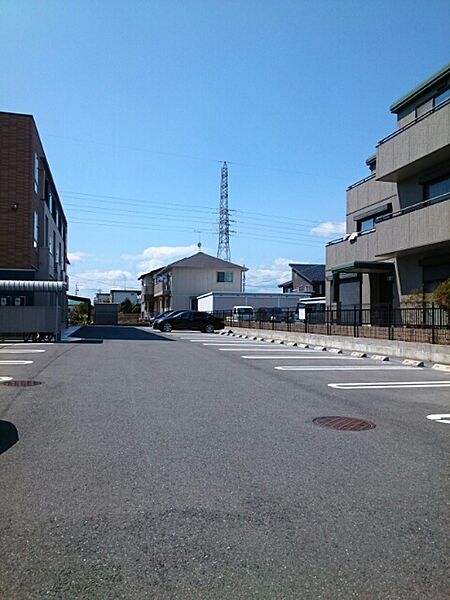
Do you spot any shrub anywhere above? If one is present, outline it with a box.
[433,278,450,310]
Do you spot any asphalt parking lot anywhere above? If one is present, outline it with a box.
[0,327,449,599]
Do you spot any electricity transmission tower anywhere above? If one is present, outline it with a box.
[217,161,231,261]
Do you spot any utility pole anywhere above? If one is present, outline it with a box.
[217,161,231,261]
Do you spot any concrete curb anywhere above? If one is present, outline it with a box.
[432,363,450,372]
[402,359,424,367]
[226,327,450,365]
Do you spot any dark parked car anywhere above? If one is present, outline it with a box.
[151,310,182,327]
[154,310,224,333]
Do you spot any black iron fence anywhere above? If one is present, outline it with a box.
[212,304,450,345]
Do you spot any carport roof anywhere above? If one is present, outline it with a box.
[0,280,68,292]
[331,261,395,274]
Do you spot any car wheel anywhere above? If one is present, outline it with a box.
[163,323,173,332]
[205,324,215,333]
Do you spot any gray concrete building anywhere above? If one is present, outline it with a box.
[326,63,450,310]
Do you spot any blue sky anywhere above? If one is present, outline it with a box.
[1,0,449,296]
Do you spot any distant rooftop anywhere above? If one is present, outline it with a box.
[162,252,246,272]
[289,264,325,283]
[138,252,247,279]
[390,62,450,113]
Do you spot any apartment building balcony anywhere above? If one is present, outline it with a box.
[375,194,450,257]
[326,195,450,266]
[154,281,171,297]
[376,98,450,182]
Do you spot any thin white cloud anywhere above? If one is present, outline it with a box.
[310,221,346,237]
[67,251,87,263]
[70,270,135,295]
[123,244,202,274]
[245,258,299,293]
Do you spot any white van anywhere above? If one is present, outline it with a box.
[297,297,326,321]
[231,305,254,322]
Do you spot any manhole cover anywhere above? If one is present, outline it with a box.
[313,416,375,431]
[1,380,42,387]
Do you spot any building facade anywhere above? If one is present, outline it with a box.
[0,111,68,307]
[326,64,450,309]
[139,252,247,315]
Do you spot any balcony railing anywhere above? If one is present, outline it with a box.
[375,191,450,223]
[377,96,450,147]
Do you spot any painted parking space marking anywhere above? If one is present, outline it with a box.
[194,341,269,345]
[0,349,46,354]
[0,343,54,346]
[242,355,362,360]
[219,347,316,352]
[0,377,13,382]
[329,381,450,390]
[426,414,450,424]
[275,365,412,371]
[0,360,33,365]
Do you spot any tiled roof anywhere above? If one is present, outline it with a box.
[278,280,293,288]
[289,263,325,283]
[163,252,247,271]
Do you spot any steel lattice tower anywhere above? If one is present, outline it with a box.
[217,161,231,261]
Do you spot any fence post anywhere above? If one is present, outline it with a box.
[387,304,392,340]
[353,304,357,337]
[271,307,275,330]
[431,303,435,344]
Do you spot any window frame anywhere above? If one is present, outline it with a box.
[217,271,233,283]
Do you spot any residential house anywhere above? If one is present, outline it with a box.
[326,63,450,310]
[0,111,68,308]
[139,252,247,315]
[110,290,140,306]
[278,264,325,297]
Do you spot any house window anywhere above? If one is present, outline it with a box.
[434,87,450,107]
[424,174,450,201]
[48,230,54,255]
[357,216,376,232]
[33,211,39,248]
[217,271,233,283]
[34,153,39,193]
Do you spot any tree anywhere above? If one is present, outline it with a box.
[432,278,450,310]
[119,298,133,313]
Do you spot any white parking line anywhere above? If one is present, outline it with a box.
[329,381,450,390]
[275,365,412,371]
[242,355,362,360]
[204,343,271,347]
[426,414,450,424]
[0,377,13,382]
[0,349,46,354]
[0,343,53,346]
[219,347,315,352]
[0,360,33,365]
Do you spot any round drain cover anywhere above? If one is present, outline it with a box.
[1,380,42,387]
[313,416,375,431]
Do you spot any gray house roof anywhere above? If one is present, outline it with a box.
[162,252,247,272]
[289,263,325,283]
[138,252,247,280]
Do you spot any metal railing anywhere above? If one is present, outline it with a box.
[375,191,450,223]
[214,304,450,345]
[377,96,450,146]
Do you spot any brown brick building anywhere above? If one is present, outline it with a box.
[0,111,68,306]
